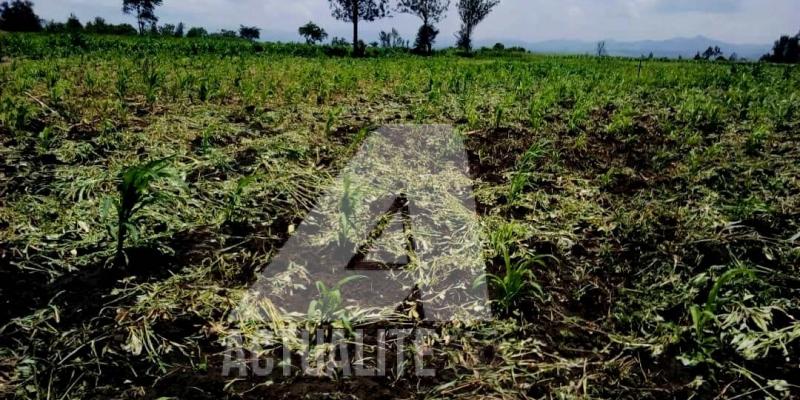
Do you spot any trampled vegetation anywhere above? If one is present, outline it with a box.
[0,33,799,399]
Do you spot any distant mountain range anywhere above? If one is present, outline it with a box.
[473,35,771,60]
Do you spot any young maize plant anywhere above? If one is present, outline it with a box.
[688,266,757,363]
[307,275,366,338]
[114,157,177,266]
[483,246,546,314]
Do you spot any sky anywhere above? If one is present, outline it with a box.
[31,0,800,45]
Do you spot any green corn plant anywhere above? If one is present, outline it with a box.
[607,106,636,136]
[178,72,196,95]
[84,70,96,92]
[198,125,215,154]
[745,127,770,155]
[307,275,366,334]
[116,68,129,99]
[224,175,257,222]
[481,222,546,314]
[508,172,529,203]
[48,79,64,109]
[688,267,756,361]
[568,104,589,133]
[518,140,549,170]
[114,157,176,266]
[142,61,161,105]
[482,247,546,314]
[508,141,548,203]
[528,99,545,130]
[0,96,31,132]
[324,107,342,137]
[198,79,209,102]
[36,126,57,154]
[45,70,58,92]
[488,221,527,255]
[337,174,361,247]
[494,104,505,129]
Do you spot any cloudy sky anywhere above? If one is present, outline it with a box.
[31,0,799,45]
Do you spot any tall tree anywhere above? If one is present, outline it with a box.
[327,0,390,56]
[239,25,260,40]
[186,26,207,38]
[298,21,328,45]
[397,0,449,54]
[0,0,42,32]
[456,0,499,52]
[65,13,82,31]
[122,0,163,34]
[762,31,800,64]
[701,46,723,60]
[596,41,607,57]
[379,28,407,48]
[158,23,175,36]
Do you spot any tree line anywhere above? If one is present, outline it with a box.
[3,0,798,62]
[310,0,502,56]
[761,30,800,64]
[0,0,260,40]
[0,0,502,55]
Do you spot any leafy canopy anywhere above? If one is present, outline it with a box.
[122,0,163,33]
[298,21,328,45]
[327,0,390,23]
[239,25,260,40]
[0,0,42,32]
[456,0,499,51]
[396,0,450,24]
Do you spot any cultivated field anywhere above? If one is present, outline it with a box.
[1,34,799,399]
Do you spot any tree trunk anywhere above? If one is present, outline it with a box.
[352,1,361,56]
[136,5,144,35]
[423,17,430,55]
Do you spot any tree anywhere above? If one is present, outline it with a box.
[414,24,438,54]
[0,0,42,32]
[298,21,328,45]
[396,0,449,54]
[596,41,607,57]
[65,13,82,31]
[84,17,107,33]
[216,29,237,38]
[761,32,800,64]
[701,46,723,60]
[379,28,407,48]
[43,20,65,32]
[122,0,163,34]
[186,26,207,38]
[174,22,183,37]
[239,25,260,40]
[327,0,390,56]
[85,17,137,35]
[456,0,499,52]
[331,36,350,47]
[158,23,175,36]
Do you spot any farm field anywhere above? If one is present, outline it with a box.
[1,34,799,399]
